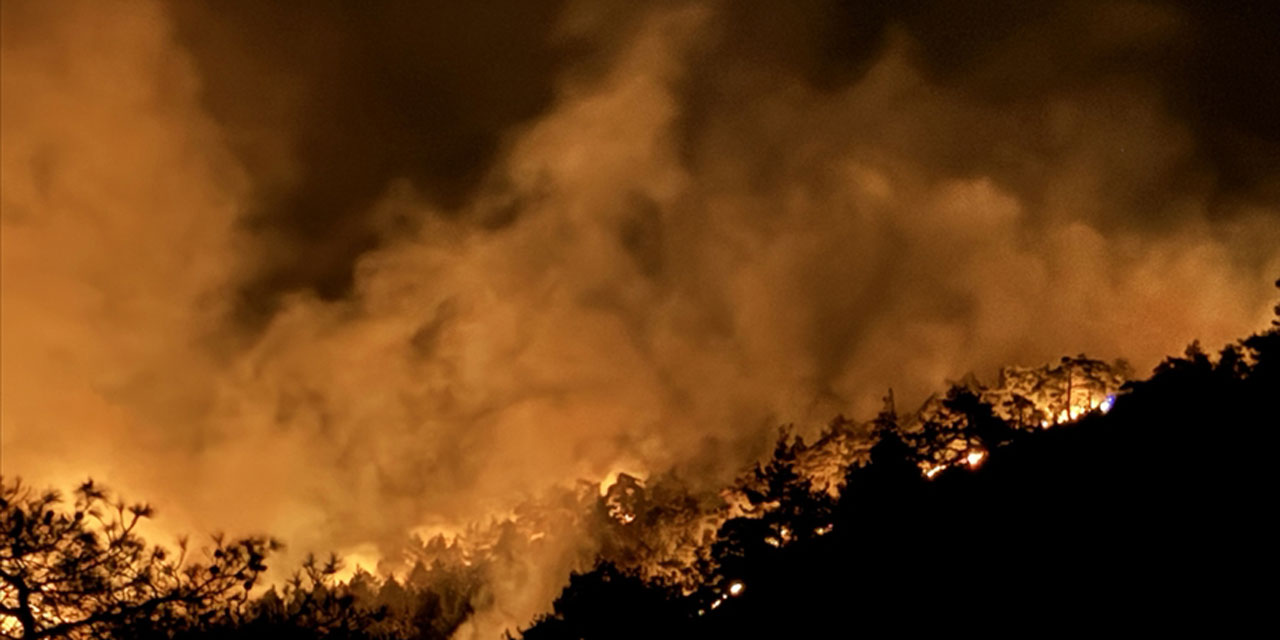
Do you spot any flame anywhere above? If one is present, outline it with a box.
[965,450,986,468]
[1032,391,1118,427]
[1099,394,1116,413]
[1059,392,1116,422]
[334,543,383,582]
[705,582,742,613]
[599,468,645,497]
[602,471,643,525]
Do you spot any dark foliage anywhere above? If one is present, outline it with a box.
[516,563,687,640]
[0,480,277,640]
[521,283,1280,639]
[0,483,469,640]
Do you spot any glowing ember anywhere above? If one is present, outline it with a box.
[965,450,986,467]
[727,581,745,597]
[1099,394,1115,413]
[924,464,947,479]
[814,524,834,536]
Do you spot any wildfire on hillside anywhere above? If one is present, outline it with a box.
[317,358,1131,596]
[302,356,1132,612]
[984,356,1128,429]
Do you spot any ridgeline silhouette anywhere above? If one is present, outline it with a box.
[4,281,1277,639]
[523,280,1280,639]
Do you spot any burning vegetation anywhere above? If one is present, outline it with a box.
[5,297,1277,639]
[5,0,1279,636]
[520,312,1279,638]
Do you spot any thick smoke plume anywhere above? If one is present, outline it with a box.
[4,0,1278,635]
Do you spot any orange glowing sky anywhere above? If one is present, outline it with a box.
[3,1,1279,635]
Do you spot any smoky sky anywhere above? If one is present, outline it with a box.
[169,0,1279,319]
[168,0,572,315]
[4,1,1279,636]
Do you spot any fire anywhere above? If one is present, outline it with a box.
[602,472,644,525]
[288,358,1128,621]
[983,357,1128,428]
[1099,394,1116,413]
[923,447,986,480]
[334,544,382,581]
[1054,391,1117,423]
[599,467,645,497]
[704,581,745,614]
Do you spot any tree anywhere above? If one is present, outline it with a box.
[941,386,1014,450]
[518,562,686,640]
[704,429,838,604]
[0,478,277,640]
[233,553,391,639]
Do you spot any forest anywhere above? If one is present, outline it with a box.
[4,282,1277,639]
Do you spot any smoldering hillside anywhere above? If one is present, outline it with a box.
[2,0,1278,636]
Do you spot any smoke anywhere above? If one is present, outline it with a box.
[1,0,246,509]
[3,0,1279,636]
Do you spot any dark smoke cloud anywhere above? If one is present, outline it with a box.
[167,0,1280,320]
[680,0,1280,214]
[4,0,1279,636]
[168,0,573,316]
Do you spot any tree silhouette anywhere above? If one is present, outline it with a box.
[518,282,1280,637]
[6,279,1277,639]
[941,386,1013,450]
[219,553,394,640]
[709,430,836,582]
[518,562,686,640]
[0,479,276,639]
